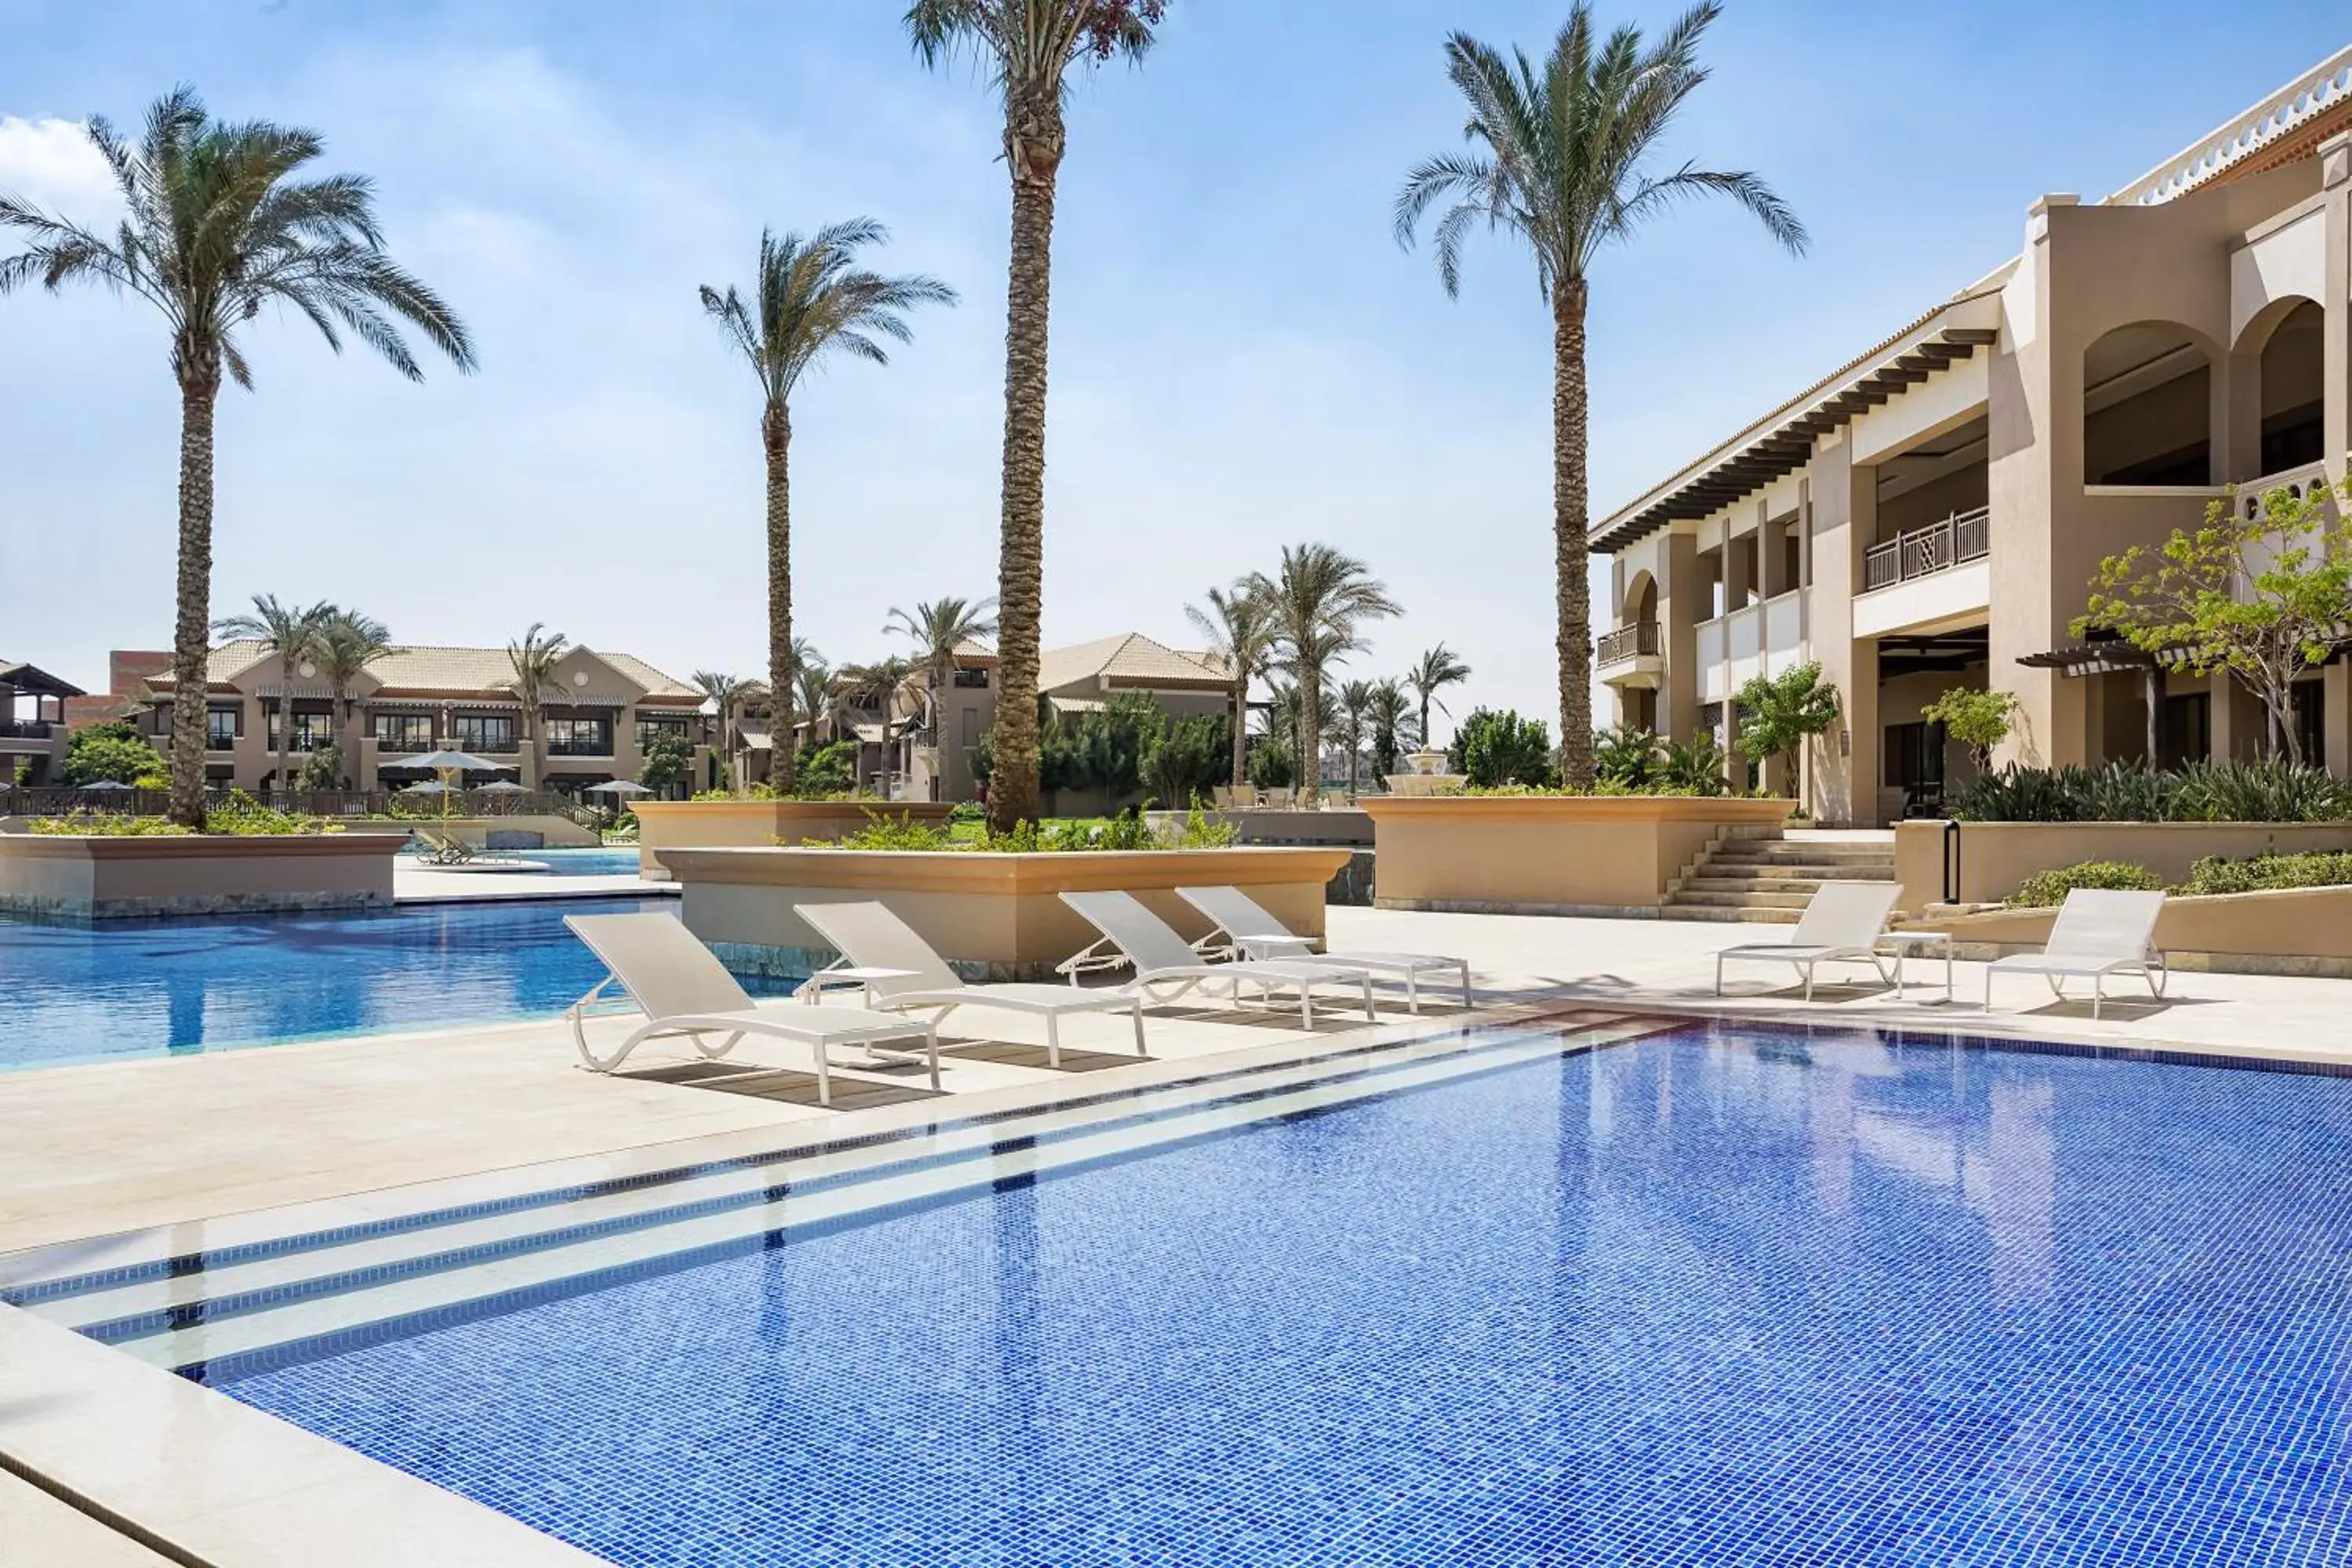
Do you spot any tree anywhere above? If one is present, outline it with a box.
[1920,687,2020,773]
[1396,5,1804,787]
[1336,678,1376,799]
[885,596,999,746]
[1593,722,1662,789]
[1366,677,1417,785]
[214,593,329,797]
[1,88,474,825]
[1247,544,1401,803]
[1733,660,1840,797]
[506,623,568,789]
[699,222,954,793]
[791,642,833,745]
[1449,707,1557,789]
[316,608,390,786]
[1185,581,1276,790]
[1405,644,1472,747]
[906,0,1168,833]
[638,730,694,797]
[2076,481,2352,765]
[691,671,760,793]
[63,721,168,787]
[1141,711,1228,807]
[1260,679,1327,794]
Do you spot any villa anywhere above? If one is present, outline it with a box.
[120,640,716,794]
[0,658,82,784]
[1595,46,2352,825]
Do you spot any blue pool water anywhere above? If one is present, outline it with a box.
[0,898,783,1070]
[501,846,648,877]
[213,1022,2352,1566]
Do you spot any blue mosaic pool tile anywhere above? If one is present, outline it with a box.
[217,1022,2352,1565]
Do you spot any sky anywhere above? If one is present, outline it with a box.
[1,1,2346,737]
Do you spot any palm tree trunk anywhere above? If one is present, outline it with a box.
[1299,663,1320,808]
[1229,677,1247,788]
[274,699,292,807]
[167,372,220,828]
[1555,281,1595,789]
[764,405,799,795]
[987,114,1061,834]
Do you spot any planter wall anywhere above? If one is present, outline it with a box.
[1359,796,1794,916]
[667,844,1352,982]
[632,800,956,880]
[0,830,405,919]
[1907,884,2352,977]
[403,814,601,851]
[1893,820,2352,911]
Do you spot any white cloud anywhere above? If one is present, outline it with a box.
[0,115,119,216]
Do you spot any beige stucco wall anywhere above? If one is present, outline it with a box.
[1910,883,2352,971]
[633,799,956,878]
[668,844,1348,980]
[1362,797,1792,914]
[1891,818,2352,910]
[0,830,403,917]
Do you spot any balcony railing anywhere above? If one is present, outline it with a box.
[2235,461,2334,524]
[546,740,614,758]
[0,720,54,740]
[1596,621,1661,664]
[1862,506,1991,593]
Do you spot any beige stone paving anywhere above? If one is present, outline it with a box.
[0,1468,174,1568]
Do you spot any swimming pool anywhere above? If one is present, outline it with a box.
[0,897,784,1071]
[504,845,648,877]
[17,1018,2350,1564]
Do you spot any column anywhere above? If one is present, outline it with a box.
[2323,659,2350,779]
[2323,133,2348,490]
[2209,671,2267,760]
[1658,531,1702,742]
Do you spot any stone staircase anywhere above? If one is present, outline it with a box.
[1662,829,1896,924]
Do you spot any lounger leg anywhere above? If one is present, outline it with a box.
[1301,985,1313,1029]
[1129,1000,1146,1056]
[2092,975,2103,1021]
[1459,962,1473,1010]
[924,1026,942,1091]
[1405,967,1419,1014]
[1715,953,1725,997]
[1045,1011,1062,1070]
[1803,961,1815,1004]
[1360,974,1376,1022]
[814,1041,831,1107]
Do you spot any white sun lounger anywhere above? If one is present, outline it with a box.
[1058,890,1377,1027]
[795,901,1147,1068]
[562,912,940,1103]
[1713,880,1905,1002]
[1173,884,1472,1012]
[1983,888,2169,1019]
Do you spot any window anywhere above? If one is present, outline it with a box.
[370,713,436,752]
[267,707,332,751]
[636,715,693,753]
[2293,681,2324,766]
[545,716,613,756]
[453,714,517,753]
[961,708,980,746]
[952,667,990,689]
[205,706,241,750]
[1884,722,1946,789]
[2160,693,2211,770]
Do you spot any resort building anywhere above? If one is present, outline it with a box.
[127,641,715,795]
[0,659,82,785]
[1595,46,2352,825]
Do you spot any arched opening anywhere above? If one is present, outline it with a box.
[2083,322,2215,485]
[2252,299,2325,474]
[1624,571,1658,629]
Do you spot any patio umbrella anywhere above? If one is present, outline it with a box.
[78,779,135,791]
[405,750,506,774]
[585,780,649,797]
[400,780,456,795]
[475,779,528,793]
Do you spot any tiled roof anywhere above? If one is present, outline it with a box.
[152,641,699,700]
[1038,633,1229,694]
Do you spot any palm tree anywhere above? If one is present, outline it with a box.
[1247,544,1401,803]
[1337,679,1376,800]
[213,593,330,798]
[1406,644,1472,748]
[793,651,835,746]
[906,0,1168,833]
[1366,677,1418,785]
[884,596,999,745]
[315,608,390,786]
[0,88,475,826]
[691,671,760,793]
[1394,4,1804,786]
[1185,581,1276,791]
[506,623,568,790]
[699,223,954,796]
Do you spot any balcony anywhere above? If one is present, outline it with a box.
[1596,622,1659,665]
[0,720,55,743]
[1862,506,1989,592]
[2235,460,2336,524]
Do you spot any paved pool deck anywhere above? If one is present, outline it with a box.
[4,906,2347,1263]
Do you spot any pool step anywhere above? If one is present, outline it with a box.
[3,1019,1663,1381]
[1664,831,1896,925]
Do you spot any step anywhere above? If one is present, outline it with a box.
[1658,904,1803,924]
[1,1019,1660,1378]
[1688,865,1854,884]
[1667,888,1818,910]
[1707,844,1896,864]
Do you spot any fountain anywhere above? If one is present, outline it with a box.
[1383,746,1466,797]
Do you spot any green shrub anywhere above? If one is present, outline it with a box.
[1246,735,1296,790]
[794,739,860,797]
[946,800,985,825]
[2005,860,2165,908]
[1449,708,1556,789]
[2179,851,2352,897]
[27,813,192,837]
[1954,759,2352,824]
[1657,732,1730,797]
[63,721,168,788]
[27,789,337,837]
[1593,724,1661,790]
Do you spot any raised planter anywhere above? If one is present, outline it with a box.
[1359,795,1794,916]
[0,829,406,920]
[404,814,601,851]
[631,799,956,880]
[666,844,1353,982]
[1893,820,2352,912]
[1907,884,2352,978]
